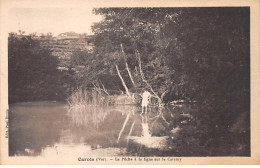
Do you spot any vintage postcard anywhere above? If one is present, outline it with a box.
[0,0,259,165]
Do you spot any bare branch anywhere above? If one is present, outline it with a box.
[120,43,136,87]
[99,80,110,95]
[116,64,131,98]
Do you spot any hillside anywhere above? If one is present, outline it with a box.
[39,33,93,69]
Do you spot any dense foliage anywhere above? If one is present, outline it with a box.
[83,7,249,155]
[8,33,70,103]
[8,7,250,156]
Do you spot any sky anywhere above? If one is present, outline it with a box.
[8,8,103,36]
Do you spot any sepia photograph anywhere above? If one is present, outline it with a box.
[0,0,259,165]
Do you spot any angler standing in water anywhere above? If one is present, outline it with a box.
[141,90,151,114]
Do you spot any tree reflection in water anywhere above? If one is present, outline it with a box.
[68,104,169,151]
[127,109,168,151]
[10,101,191,157]
[68,105,137,128]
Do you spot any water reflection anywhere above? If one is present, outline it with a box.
[68,105,109,128]
[9,101,192,157]
[68,105,137,128]
[127,111,168,151]
[41,143,127,157]
[141,115,151,137]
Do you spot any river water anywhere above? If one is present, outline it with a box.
[9,101,191,157]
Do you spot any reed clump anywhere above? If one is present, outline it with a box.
[67,88,117,128]
[68,88,116,108]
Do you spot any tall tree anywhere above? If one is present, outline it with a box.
[90,7,250,155]
[8,33,65,102]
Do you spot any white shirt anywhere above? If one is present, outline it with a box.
[142,91,151,103]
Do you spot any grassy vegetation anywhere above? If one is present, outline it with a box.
[67,88,118,113]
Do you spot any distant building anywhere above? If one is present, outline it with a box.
[57,31,80,40]
[57,67,69,71]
